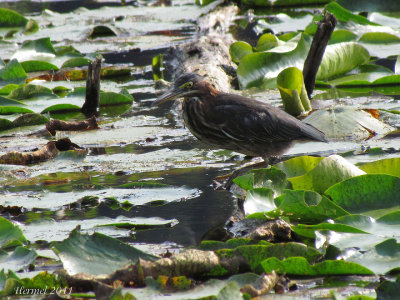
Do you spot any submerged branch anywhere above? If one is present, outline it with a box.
[46,116,99,136]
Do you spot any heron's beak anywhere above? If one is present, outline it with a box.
[152,86,183,106]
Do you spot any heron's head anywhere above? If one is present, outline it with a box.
[153,73,204,106]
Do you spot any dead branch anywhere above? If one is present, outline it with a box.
[81,58,102,117]
[303,12,337,98]
[0,138,85,165]
[46,116,99,136]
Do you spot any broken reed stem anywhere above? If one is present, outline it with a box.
[303,12,337,98]
[81,58,102,116]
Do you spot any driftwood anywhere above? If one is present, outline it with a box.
[46,116,99,136]
[81,58,102,116]
[63,249,280,300]
[303,12,337,98]
[0,138,84,165]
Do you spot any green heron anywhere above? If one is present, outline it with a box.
[154,73,327,164]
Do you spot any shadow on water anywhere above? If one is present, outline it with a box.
[100,168,236,246]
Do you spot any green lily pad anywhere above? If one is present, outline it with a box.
[0,106,33,115]
[229,41,253,64]
[0,84,19,95]
[258,256,374,275]
[0,8,28,27]
[292,222,368,239]
[325,174,400,213]
[12,37,56,63]
[0,246,37,272]
[229,243,321,271]
[21,60,59,72]
[289,155,366,194]
[329,29,358,45]
[359,158,400,178]
[316,43,370,81]
[274,189,350,224]
[0,217,27,249]
[61,57,91,68]
[41,104,81,114]
[0,118,13,131]
[51,228,158,275]
[255,33,279,52]
[237,33,312,89]
[275,156,324,178]
[100,91,134,106]
[277,67,311,115]
[233,167,289,192]
[359,32,400,44]
[8,84,53,100]
[12,113,49,127]
[0,59,27,86]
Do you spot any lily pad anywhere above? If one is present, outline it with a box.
[257,256,374,275]
[0,106,33,115]
[51,228,158,275]
[325,174,400,213]
[359,158,400,178]
[289,155,366,194]
[8,84,53,100]
[12,113,49,127]
[275,156,324,178]
[0,217,27,249]
[41,104,81,114]
[20,60,59,72]
[0,246,37,272]
[0,59,27,86]
[100,91,134,106]
[61,57,91,68]
[0,8,28,27]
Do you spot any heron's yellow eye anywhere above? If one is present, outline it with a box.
[180,81,193,89]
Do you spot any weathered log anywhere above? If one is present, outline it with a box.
[303,12,337,98]
[0,138,84,165]
[81,58,102,116]
[46,116,98,136]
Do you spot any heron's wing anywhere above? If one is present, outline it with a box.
[212,94,326,143]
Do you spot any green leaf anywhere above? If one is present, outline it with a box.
[0,217,27,249]
[359,32,400,44]
[199,238,267,251]
[12,38,56,62]
[51,228,158,275]
[0,8,28,27]
[316,43,370,81]
[326,2,379,26]
[0,246,37,272]
[292,222,368,239]
[0,118,13,131]
[258,256,374,275]
[376,276,400,300]
[0,96,26,106]
[303,108,393,141]
[275,155,324,178]
[0,106,33,115]
[0,59,27,86]
[12,113,49,127]
[89,25,118,39]
[0,84,19,95]
[244,188,275,215]
[229,41,253,64]
[231,243,321,271]
[277,67,311,115]
[233,167,290,195]
[337,0,400,12]
[289,155,366,194]
[21,60,59,72]
[237,33,312,89]
[359,157,400,178]
[152,54,164,81]
[24,19,39,34]
[255,33,279,52]
[8,84,53,100]
[41,104,81,114]
[325,174,400,213]
[274,189,350,224]
[329,29,358,44]
[100,91,134,106]
[61,57,91,68]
